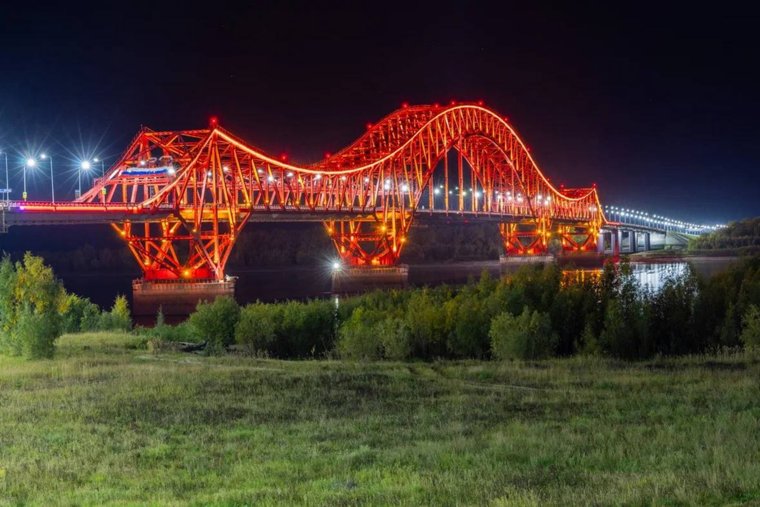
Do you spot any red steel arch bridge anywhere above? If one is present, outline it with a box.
[1,103,615,291]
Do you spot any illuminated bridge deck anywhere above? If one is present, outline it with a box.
[1,202,601,227]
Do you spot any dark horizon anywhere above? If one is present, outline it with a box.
[1,2,759,224]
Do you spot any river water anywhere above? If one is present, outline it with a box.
[59,257,737,315]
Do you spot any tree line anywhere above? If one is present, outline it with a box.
[149,256,760,360]
[689,217,760,254]
[3,252,759,361]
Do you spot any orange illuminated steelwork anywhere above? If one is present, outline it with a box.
[16,103,606,280]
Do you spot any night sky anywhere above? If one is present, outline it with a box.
[1,2,758,223]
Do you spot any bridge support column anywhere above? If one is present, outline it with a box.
[558,222,600,254]
[325,217,411,267]
[599,229,619,255]
[499,218,550,256]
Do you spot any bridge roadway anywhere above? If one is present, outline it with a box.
[0,200,607,228]
[1,200,678,255]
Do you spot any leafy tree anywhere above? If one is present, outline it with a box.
[405,289,448,358]
[61,294,103,333]
[111,295,132,331]
[236,302,277,355]
[15,307,59,359]
[0,253,66,359]
[445,295,492,358]
[189,296,241,352]
[740,304,760,349]
[648,271,698,355]
[0,255,19,352]
[577,320,601,355]
[598,259,649,358]
[490,307,557,360]
[337,307,383,360]
[275,300,335,357]
[378,317,412,360]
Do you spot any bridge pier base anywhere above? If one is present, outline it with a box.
[499,254,554,265]
[132,278,236,321]
[331,265,409,294]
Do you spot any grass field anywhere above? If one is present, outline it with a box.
[1,333,759,506]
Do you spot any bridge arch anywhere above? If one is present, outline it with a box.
[76,103,605,278]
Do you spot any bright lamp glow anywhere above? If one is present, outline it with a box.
[26,158,36,167]
[81,160,92,170]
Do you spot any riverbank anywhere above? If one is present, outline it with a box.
[1,332,758,505]
[629,249,742,261]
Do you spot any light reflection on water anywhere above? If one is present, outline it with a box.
[567,262,691,293]
[631,263,691,293]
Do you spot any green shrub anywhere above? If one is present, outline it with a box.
[490,307,557,360]
[444,296,492,358]
[111,295,132,331]
[153,321,196,343]
[236,303,277,355]
[275,300,335,357]
[0,253,66,359]
[740,304,760,349]
[648,273,698,355]
[62,294,103,333]
[577,320,601,356]
[599,298,648,359]
[80,301,103,331]
[189,296,240,352]
[337,308,383,360]
[405,289,448,358]
[15,307,60,359]
[378,317,412,360]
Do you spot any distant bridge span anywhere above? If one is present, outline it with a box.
[2,103,614,281]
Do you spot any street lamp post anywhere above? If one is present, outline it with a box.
[79,160,92,199]
[0,151,8,203]
[24,158,36,201]
[40,153,54,203]
[94,157,105,176]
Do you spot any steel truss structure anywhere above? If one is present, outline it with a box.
[30,103,605,280]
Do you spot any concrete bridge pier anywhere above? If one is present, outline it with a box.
[598,227,660,255]
[636,231,651,252]
[132,278,237,321]
[331,265,410,294]
[598,229,617,255]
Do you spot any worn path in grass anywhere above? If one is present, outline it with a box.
[1,333,759,505]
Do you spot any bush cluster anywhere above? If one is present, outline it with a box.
[9,252,760,363]
[168,297,336,357]
[165,256,760,361]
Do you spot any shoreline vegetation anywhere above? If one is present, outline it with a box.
[1,252,759,363]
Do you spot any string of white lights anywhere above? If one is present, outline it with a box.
[603,205,725,234]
